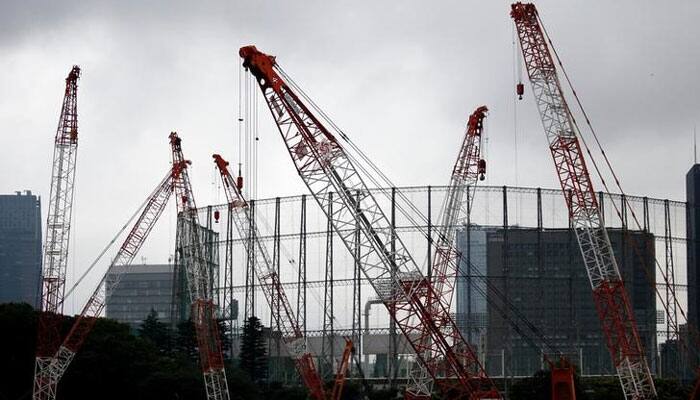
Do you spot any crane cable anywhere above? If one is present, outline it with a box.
[278,66,479,255]
[62,184,157,304]
[274,66,572,362]
[278,62,561,336]
[537,12,700,355]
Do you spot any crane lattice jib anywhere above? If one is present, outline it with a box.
[213,154,326,400]
[437,106,487,301]
[240,45,500,400]
[406,106,488,398]
[331,339,353,400]
[169,133,230,400]
[33,66,81,400]
[510,3,655,399]
[40,65,81,316]
[32,170,175,400]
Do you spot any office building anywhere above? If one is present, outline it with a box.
[105,263,174,328]
[687,165,700,332]
[456,226,656,377]
[455,226,493,359]
[0,191,42,307]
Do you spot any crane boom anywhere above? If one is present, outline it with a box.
[406,106,488,396]
[330,339,353,400]
[34,65,81,400]
[169,132,230,400]
[213,154,326,400]
[32,169,175,400]
[510,3,655,399]
[240,45,500,400]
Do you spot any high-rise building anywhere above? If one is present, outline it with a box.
[0,191,42,307]
[455,226,493,360]
[686,164,700,332]
[105,263,174,329]
[456,226,656,377]
[172,217,220,323]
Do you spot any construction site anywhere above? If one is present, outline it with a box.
[2,2,700,400]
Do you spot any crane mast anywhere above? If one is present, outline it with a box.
[34,66,81,400]
[510,3,655,399]
[213,154,326,400]
[406,106,488,397]
[169,132,230,400]
[240,45,500,400]
[32,169,176,400]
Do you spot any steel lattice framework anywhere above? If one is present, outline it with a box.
[213,154,326,400]
[32,169,176,400]
[511,3,656,399]
[34,66,82,400]
[170,133,230,400]
[240,45,500,400]
[406,106,488,397]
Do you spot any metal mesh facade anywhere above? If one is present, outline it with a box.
[190,184,687,380]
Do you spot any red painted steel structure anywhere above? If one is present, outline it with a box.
[213,154,326,400]
[406,106,489,398]
[511,3,655,399]
[551,360,576,400]
[32,169,177,400]
[170,133,230,400]
[34,66,81,400]
[240,45,500,400]
[330,339,353,400]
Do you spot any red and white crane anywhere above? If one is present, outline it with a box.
[240,45,500,400]
[330,339,353,400]
[511,3,656,399]
[32,168,178,400]
[34,66,82,400]
[406,106,488,397]
[213,154,326,400]
[170,132,230,400]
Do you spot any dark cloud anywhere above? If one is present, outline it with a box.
[1,1,698,311]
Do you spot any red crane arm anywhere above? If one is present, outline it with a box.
[511,3,655,399]
[330,339,353,400]
[405,106,489,397]
[213,154,326,400]
[432,105,488,316]
[32,169,174,396]
[34,66,82,400]
[240,45,500,400]
[170,132,230,400]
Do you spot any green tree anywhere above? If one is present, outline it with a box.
[175,318,199,361]
[218,317,232,359]
[138,309,172,353]
[0,303,266,400]
[239,316,268,384]
[0,302,37,400]
[510,369,550,400]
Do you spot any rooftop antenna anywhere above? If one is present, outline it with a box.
[695,124,697,164]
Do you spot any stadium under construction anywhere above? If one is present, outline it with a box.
[180,183,689,385]
[26,3,699,400]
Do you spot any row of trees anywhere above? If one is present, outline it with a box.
[139,310,270,386]
[0,303,304,400]
[0,302,693,399]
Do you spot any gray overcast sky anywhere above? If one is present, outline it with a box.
[1,1,699,312]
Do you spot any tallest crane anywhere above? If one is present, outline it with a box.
[34,66,81,400]
[240,45,500,400]
[510,3,656,399]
